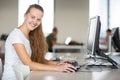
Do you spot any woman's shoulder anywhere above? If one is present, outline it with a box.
[9,28,22,36]
[6,28,26,44]
[7,28,23,40]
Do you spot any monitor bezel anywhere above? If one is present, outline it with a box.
[86,16,101,56]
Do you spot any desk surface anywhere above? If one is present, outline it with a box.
[26,69,120,80]
[26,53,120,80]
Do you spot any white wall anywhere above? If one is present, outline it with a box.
[0,0,18,35]
[55,0,89,44]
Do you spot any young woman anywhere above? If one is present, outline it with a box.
[2,4,76,80]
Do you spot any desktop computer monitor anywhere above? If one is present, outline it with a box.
[86,16,101,56]
[86,16,118,68]
[112,27,120,52]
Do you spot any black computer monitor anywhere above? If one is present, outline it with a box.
[112,27,120,52]
[86,16,101,56]
[86,16,118,68]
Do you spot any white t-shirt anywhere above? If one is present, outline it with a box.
[2,28,31,80]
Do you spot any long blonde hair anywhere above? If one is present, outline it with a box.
[27,4,48,63]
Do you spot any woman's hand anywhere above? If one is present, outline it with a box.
[57,60,75,65]
[55,61,77,72]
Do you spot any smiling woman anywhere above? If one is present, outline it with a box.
[2,4,77,80]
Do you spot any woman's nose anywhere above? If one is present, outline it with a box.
[33,19,37,25]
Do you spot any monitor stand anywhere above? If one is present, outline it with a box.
[96,49,119,69]
[85,50,119,70]
[82,56,117,72]
[85,53,108,64]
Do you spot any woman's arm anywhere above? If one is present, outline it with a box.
[13,43,76,72]
[46,60,59,65]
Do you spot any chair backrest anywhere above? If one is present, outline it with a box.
[12,64,30,80]
[0,58,2,80]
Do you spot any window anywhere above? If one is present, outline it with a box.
[109,0,120,29]
[39,0,54,36]
[89,0,108,38]
[90,0,120,38]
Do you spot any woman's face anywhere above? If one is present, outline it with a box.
[24,8,43,31]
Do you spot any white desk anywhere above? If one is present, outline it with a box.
[26,69,120,80]
[26,53,120,80]
[53,45,83,53]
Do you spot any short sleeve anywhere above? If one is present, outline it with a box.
[8,29,25,45]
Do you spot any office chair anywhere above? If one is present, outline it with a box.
[12,64,30,80]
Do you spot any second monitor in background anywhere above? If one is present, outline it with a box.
[112,27,120,52]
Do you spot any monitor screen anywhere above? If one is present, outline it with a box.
[112,27,120,52]
[86,16,101,56]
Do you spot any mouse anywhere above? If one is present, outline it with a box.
[66,61,81,72]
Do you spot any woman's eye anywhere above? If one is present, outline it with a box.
[31,16,35,19]
[37,19,41,21]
